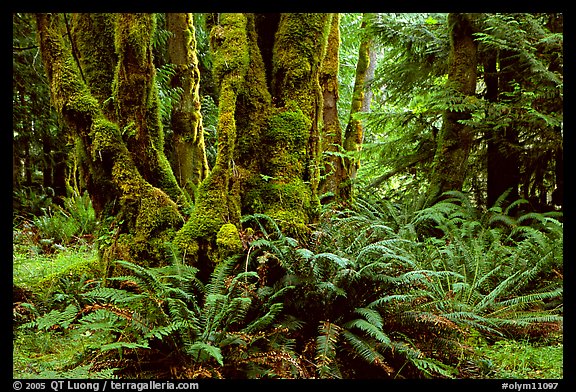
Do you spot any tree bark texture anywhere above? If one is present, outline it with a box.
[166,13,210,198]
[426,13,477,206]
[341,13,375,202]
[36,13,184,270]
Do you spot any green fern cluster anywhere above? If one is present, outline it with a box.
[18,189,562,379]
[19,251,300,378]
[241,213,460,378]
[302,190,562,377]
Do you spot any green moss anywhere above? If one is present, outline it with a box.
[72,14,117,107]
[34,254,104,300]
[211,14,249,89]
[216,223,243,260]
[272,13,331,113]
[174,165,231,259]
[266,102,309,146]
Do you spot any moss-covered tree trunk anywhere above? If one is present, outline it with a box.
[37,13,184,270]
[425,13,477,206]
[318,14,346,203]
[174,13,250,273]
[174,13,332,271]
[166,13,210,199]
[113,14,188,207]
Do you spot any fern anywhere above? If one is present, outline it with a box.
[23,304,79,331]
[315,321,342,378]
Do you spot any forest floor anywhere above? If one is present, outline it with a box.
[13,240,563,380]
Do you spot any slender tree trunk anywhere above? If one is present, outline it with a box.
[425,13,477,206]
[318,14,345,203]
[166,13,210,199]
[341,13,375,202]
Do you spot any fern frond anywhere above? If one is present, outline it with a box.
[341,330,389,369]
[82,287,144,305]
[27,304,79,331]
[315,320,342,379]
[242,303,283,334]
[343,318,392,347]
[99,340,150,352]
[112,260,165,296]
[410,357,457,378]
[185,341,224,366]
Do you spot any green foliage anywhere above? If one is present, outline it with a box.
[471,337,563,378]
[241,212,461,378]
[17,250,300,378]
[29,191,98,251]
[13,186,55,221]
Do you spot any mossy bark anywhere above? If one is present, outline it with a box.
[37,13,184,270]
[425,13,477,206]
[175,13,333,270]
[166,13,210,198]
[70,13,117,116]
[265,13,332,235]
[174,13,249,270]
[318,14,346,203]
[113,14,188,208]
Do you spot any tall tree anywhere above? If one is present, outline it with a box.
[475,13,563,211]
[318,13,345,202]
[166,13,210,198]
[341,13,376,202]
[484,48,521,207]
[425,13,477,206]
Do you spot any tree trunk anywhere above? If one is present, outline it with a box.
[174,13,332,270]
[425,13,477,206]
[166,13,210,199]
[36,13,184,270]
[341,13,375,202]
[114,14,188,208]
[318,14,345,203]
[486,50,520,208]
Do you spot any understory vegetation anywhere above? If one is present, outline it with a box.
[13,12,563,381]
[13,189,563,379]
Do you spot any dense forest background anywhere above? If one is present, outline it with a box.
[13,12,563,380]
